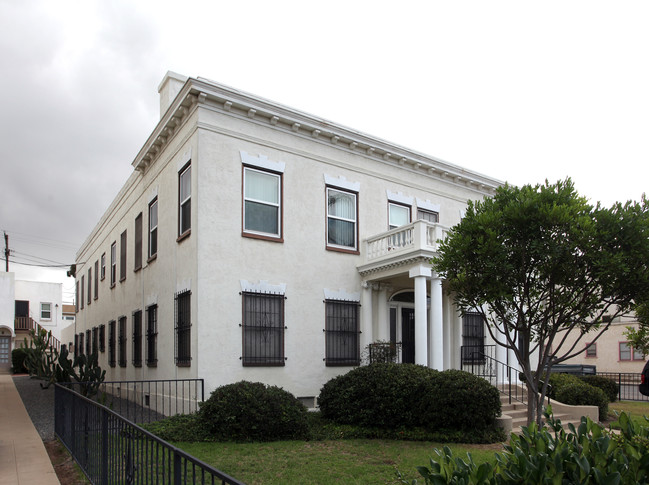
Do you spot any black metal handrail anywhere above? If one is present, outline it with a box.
[55,384,244,485]
[62,378,204,424]
[461,346,526,405]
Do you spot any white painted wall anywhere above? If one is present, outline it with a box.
[14,280,65,341]
[0,272,15,334]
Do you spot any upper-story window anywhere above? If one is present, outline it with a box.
[94,260,98,300]
[416,208,439,223]
[40,302,52,320]
[110,242,117,287]
[149,198,158,259]
[389,202,410,230]
[80,275,85,309]
[120,231,127,282]
[243,166,282,239]
[326,187,358,251]
[100,253,106,280]
[178,163,191,237]
[87,268,92,305]
[586,342,597,357]
[134,213,143,271]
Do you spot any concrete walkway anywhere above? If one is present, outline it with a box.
[0,373,59,485]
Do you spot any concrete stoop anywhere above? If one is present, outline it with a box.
[497,387,599,436]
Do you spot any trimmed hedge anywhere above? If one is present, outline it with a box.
[11,347,30,374]
[579,375,618,402]
[198,381,309,442]
[318,363,501,432]
[555,382,609,421]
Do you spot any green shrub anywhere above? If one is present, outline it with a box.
[555,382,609,421]
[198,381,309,442]
[547,372,582,399]
[11,347,30,374]
[579,375,619,402]
[142,413,210,442]
[318,364,501,433]
[399,409,649,485]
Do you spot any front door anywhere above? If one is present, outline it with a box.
[0,336,10,372]
[401,308,415,364]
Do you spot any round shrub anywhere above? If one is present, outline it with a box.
[547,372,582,399]
[579,375,619,403]
[318,363,501,432]
[554,382,609,421]
[11,347,30,374]
[198,381,309,442]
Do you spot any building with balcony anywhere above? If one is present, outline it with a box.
[67,72,505,402]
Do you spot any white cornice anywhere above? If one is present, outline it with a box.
[132,76,503,195]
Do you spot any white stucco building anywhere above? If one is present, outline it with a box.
[68,72,507,402]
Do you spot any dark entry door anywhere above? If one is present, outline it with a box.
[401,308,415,364]
[15,300,29,318]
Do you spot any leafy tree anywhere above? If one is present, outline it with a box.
[433,179,649,426]
[623,301,649,355]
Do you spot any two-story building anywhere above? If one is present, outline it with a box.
[68,72,506,403]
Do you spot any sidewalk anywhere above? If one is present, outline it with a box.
[0,373,59,485]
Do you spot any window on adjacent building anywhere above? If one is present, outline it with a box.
[134,213,143,271]
[326,187,358,251]
[619,342,644,361]
[92,327,98,354]
[94,260,99,300]
[416,208,439,223]
[586,342,597,357]
[242,292,285,366]
[87,268,92,305]
[325,300,360,366]
[179,163,191,237]
[120,231,127,282]
[146,304,158,367]
[110,243,117,287]
[175,290,191,366]
[99,324,105,352]
[108,320,116,367]
[86,329,91,355]
[101,253,106,280]
[388,202,410,230]
[461,312,485,364]
[79,333,85,356]
[80,275,85,309]
[40,302,51,320]
[149,198,158,259]
[243,166,282,239]
[132,310,142,367]
[118,316,127,367]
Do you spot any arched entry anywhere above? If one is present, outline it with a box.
[0,325,15,373]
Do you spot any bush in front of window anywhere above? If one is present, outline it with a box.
[318,363,501,434]
[198,381,309,442]
[578,375,619,403]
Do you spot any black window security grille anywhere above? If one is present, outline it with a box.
[118,316,127,367]
[146,305,158,367]
[79,333,85,356]
[99,324,105,352]
[86,330,91,355]
[325,300,360,366]
[461,312,485,364]
[92,327,98,354]
[242,292,285,366]
[108,320,116,367]
[74,334,79,358]
[132,310,142,367]
[175,290,191,366]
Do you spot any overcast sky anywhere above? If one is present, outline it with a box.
[1,1,648,302]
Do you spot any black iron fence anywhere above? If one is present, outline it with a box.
[62,379,204,424]
[55,384,244,485]
[596,372,648,402]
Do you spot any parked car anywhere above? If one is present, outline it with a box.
[640,360,649,396]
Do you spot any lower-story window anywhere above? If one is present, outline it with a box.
[118,316,127,367]
[92,327,98,355]
[461,312,485,364]
[175,290,191,366]
[242,292,285,366]
[146,304,158,367]
[132,310,142,367]
[85,330,91,355]
[108,320,116,367]
[99,324,105,352]
[324,300,360,366]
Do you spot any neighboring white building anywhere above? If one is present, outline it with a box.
[68,72,507,402]
[0,272,70,372]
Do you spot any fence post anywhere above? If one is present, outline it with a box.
[101,408,108,485]
[619,373,622,400]
[174,450,182,485]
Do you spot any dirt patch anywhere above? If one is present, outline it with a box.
[44,440,89,485]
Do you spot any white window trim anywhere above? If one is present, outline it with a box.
[323,288,360,302]
[179,164,191,235]
[324,174,360,192]
[415,198,441,213]
[387,190,413,206]
[149,198,158,258]
[240,279,286,295]
[40,302,52,321]
[388,201,411,229]
[240,151,285,173]
[326,186,358,251]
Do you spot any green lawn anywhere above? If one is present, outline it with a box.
[173,439,502,485]
[609,400,649,429]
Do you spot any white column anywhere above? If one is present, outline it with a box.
[430,275,444,370]
[409,265,431,366]
[442,296,452,370]
[508,328,519,385]
[495,327,508,385]
[376,284,389,342]
[360,282,374,351]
